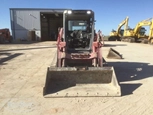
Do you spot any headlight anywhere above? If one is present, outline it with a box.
[68,10,72,14]
[87,11,91,14]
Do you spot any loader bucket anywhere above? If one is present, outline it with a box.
[43,67,121,97]
[107,48,122,59]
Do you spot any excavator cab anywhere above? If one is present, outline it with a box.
[43,10,121,97]
[139,27,146,36]
[120,29,124,36]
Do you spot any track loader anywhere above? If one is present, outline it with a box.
[43,10,121,97]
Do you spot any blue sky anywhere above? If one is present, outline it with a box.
[0,0,153,35]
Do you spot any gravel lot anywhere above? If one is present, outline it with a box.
[0,41,153,115]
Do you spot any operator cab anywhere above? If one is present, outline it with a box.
[63,10,95,52]
[139,27,146,36]
[120,29,124,36]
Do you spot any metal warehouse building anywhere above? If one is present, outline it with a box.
[10,8,71,41]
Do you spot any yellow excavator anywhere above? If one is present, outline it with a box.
[121,18,153,43]
[108,16,129,41]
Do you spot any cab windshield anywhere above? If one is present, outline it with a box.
[139,27,146,35]
[68,20,88,31]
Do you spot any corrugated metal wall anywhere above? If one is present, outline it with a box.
[14,10,40,30]
[10,9,68,40]
[11,10,41,40]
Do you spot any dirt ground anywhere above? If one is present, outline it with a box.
[0,41,153,115]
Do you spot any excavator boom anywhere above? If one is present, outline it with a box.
[117,16,129,37]
[133,18,152,35]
